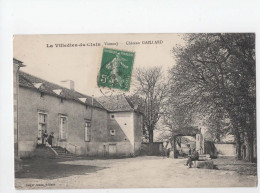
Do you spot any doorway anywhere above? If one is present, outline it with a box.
[108,144,117,156]
[38,112,47,144]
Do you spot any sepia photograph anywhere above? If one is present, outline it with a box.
[13,33,257,189]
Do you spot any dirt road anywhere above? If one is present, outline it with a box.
[15,156,257,189]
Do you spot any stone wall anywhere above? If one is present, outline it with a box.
[13,62,19,157]
[106,112,135,155]
[215,143,236,156]
[18,86,108,157]
[18,85,144,158]
[141,142,163,156]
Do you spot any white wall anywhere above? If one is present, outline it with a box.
[215,143,236,156]
[112,112,134,146]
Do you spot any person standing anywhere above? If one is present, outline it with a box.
[48,132,54,147]
[188,145,192,156]
[42,130,48,146]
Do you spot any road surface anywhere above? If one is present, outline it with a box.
[15,156,257,189]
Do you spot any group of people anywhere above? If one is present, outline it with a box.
[41,130,54,147]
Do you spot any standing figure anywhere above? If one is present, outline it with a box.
[188,145,192,156]
[42,130,48,146]
[106,53,128,87]
[167,148,171,158]
[48,132,54,147]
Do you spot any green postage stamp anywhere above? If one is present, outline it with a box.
[98,48,135,91]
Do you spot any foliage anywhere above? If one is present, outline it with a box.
[130,67,169,142]
[169,33,255,161]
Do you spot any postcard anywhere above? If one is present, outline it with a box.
[13,33,257,189]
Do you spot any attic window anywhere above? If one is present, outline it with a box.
[110,114,115,119]
[33,83,43,89]
[79,98,87,103]
[110,129,115,136]
[53,89,62,95]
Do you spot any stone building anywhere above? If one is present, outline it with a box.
[96,95,143,156]
[16,59,143,158]
[14,58,25,157]
[14,58,25,171]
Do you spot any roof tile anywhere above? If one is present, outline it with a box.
[18,71,104,109]
[96,95,134,112]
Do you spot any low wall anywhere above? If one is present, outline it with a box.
[140,142,163,156]
[215,143,236,156]
[19,140,36,158]
[134,142,142,155]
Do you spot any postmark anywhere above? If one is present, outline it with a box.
[97,48,135,91]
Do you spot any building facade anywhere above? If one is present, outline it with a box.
[14,58,25,157]
[96,95,143,156]
[16,60,143,158]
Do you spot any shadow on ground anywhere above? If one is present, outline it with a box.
[15,158,108,180]
[214,156,257,176]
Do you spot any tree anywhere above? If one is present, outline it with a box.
[203,108,232,142]
[170,33,255,161]
[131,67,168,142]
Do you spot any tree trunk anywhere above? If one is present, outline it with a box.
[234,127,242,160]
[149,129,154,143]
[173,136,177,158]
[229,109,244,160]
[247,110,255,162]
[248,132,254,162]
[243,110,255,162]
[249,110,256,162]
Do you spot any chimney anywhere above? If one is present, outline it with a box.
[60,80,75,91]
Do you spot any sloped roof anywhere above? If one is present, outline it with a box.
[19,71,104,109]
[13,58,25,67]
[96,95,134,112]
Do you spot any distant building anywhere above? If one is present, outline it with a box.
[16,59,143,158]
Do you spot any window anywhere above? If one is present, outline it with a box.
[39,113,47,124]
[38,112,47,141]
[110,129,115,136]
[110,114,115,119]
[85,121,91,141]
[40,92,44,98]
[59,116,67,140]
[60,98,64,103]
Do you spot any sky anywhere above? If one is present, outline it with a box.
[13,34,185,97]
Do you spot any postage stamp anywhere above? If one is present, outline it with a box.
[97,48,135,91]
